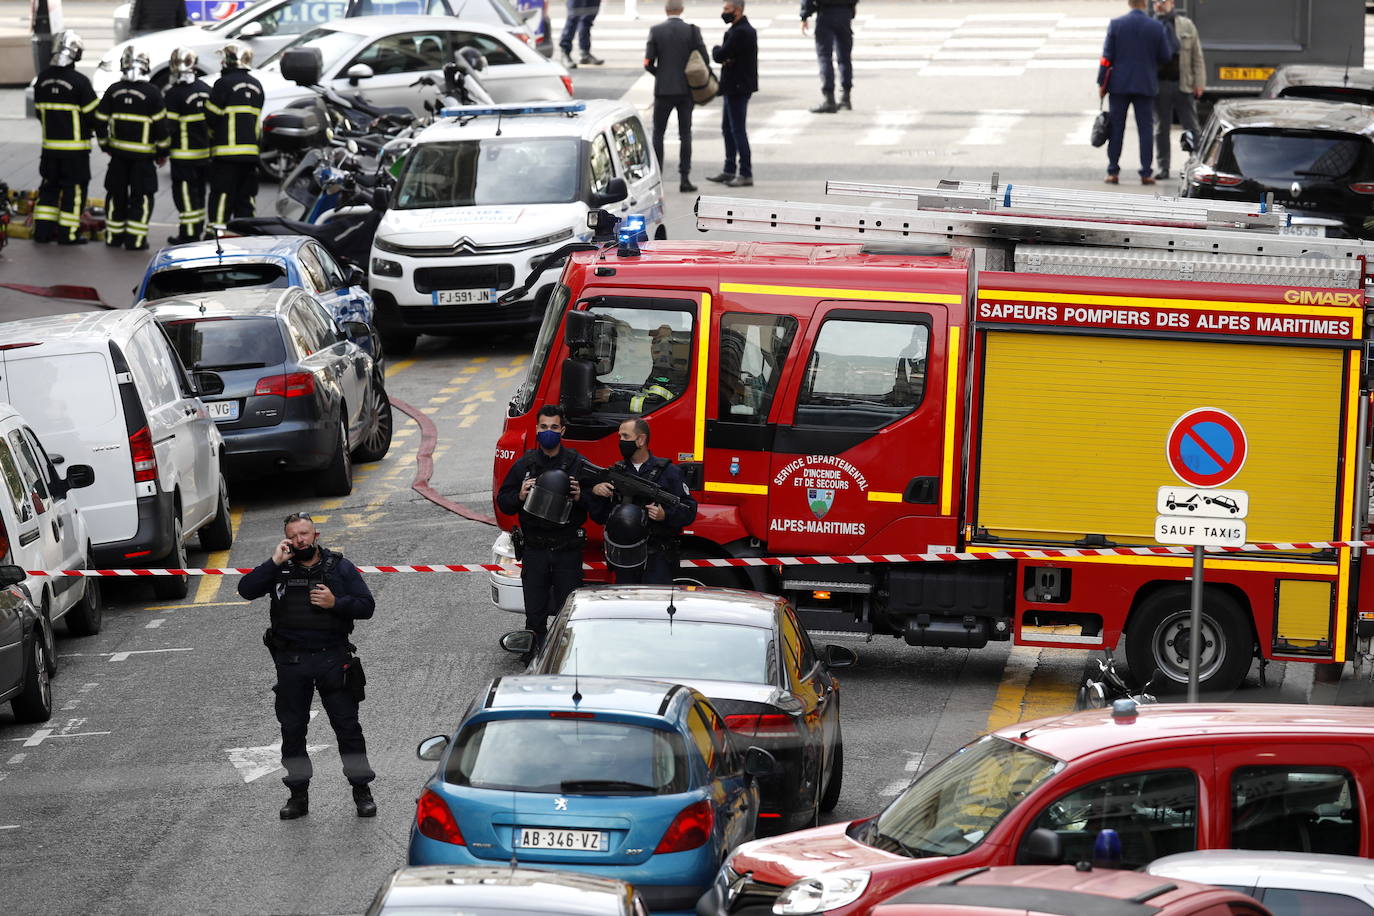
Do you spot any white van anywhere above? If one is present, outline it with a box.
[368,99,664,353]
[0,402,101,656]
[0,311,234,600]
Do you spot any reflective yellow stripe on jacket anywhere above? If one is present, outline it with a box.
[36,101,92,151]
[166,110,209,159]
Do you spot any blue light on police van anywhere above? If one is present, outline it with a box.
[439,101,586,119]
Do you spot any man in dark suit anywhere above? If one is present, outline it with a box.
[1097,0,1175,185]
[707,1,757,188]
[645,0,709,192]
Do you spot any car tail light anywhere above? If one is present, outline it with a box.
[1191,165,1243,187]
[255,373,316,398]
[561,75,574,97]
[416,789,465,845]
[655,799,713,854]
[724,713,797,738]
[129,425,157,483]
[1350,182,1374,194]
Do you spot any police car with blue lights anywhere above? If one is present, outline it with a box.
[367,100,664,353]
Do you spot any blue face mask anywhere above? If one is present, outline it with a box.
[536,429,562,449]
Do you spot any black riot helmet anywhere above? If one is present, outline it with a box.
[523,468,574,524]
[603,503,649,569]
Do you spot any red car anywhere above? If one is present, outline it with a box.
[699,703,1374,916]
[871,864,1271,916]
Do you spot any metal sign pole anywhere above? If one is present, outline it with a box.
[1189,545,1204,702]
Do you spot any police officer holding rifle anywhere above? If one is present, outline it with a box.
[497,405,608,663]
[589,418,697,585]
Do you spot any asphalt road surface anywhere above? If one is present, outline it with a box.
[2,2,1373,914]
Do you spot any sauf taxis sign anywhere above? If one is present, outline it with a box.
[769,456,868,536]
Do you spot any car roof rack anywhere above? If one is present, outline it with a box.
[439,101,586,119]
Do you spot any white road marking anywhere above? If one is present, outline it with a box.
[958,109,1028,146]
[145,619,165,629]
[752,109,811,146]
[0,824,18,829]
[7,754,25,765]
[108,647,193,662]
[878,750,927,797]
[859,110,920,147]
[226,712,326,783]
[1063,109,1103,146]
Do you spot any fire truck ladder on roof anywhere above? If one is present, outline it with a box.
[694,177,1374,266]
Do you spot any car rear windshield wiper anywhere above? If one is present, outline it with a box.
[197,362,269,370]
[560,779,657,793]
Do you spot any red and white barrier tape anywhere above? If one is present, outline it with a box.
[22,540,1374,578]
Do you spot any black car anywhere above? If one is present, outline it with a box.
[519,585,855,834]
[0,564,52,723]
[1259,65,1374,106]
[145,288,393,496]
[1180,98,1374,237]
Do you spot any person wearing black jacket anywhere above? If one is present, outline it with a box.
[497,405,607,662]
[164,47,211,244]
[644,0,710,192]
[206,43,264,224]
[591,418,697,585]
[707,1,757,188]
[94,48,169,250]
[33,31,97,245]
[801,0,857,114]
[129,0,190,35]
[238,513,378,821]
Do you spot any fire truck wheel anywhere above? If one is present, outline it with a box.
[1125,586,1252,694]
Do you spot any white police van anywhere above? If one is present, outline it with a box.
[367,99,665,353]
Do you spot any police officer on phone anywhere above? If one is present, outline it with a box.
[591,418,697,585]
[238,512,377,821]
[497,405,607,663]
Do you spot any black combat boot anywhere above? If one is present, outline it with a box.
[810,92,838,114]
[353,784,377,817]
[279,787,309,820]
[838,88,852,110]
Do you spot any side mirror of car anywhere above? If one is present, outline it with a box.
[0,564,23,588]
[499,629,534,654]
[65,464,96,489]
[348,265,366,287]
[416,735,450,761]
[561,358,597,416]
[343,320,371,341]
[743,746,778,779]
[1179,129,1197,154]
[236,20,264,40]
[590,177,628,208]
[1017,827,1064,866]
[193,370,225,397]
[347,63,374,86]
[823,644,857,669]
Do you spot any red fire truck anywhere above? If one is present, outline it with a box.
[489,179,1374,693]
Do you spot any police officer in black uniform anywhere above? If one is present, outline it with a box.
[497,405,607,662]
[238,513,378,820]
[206,42,264,224]
[95,47,169,250]
[591,417,697,585]
[33,30,97,245]
[801,0,857,113]
[164,47,211,244]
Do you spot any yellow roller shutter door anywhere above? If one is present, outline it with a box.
[975,331,1345,545]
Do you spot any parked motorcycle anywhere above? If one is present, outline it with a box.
[1075,650,1159,710]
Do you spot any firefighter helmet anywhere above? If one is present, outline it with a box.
[220,42,252,69]
[51,30,83,67]
[120,47,151,81]
[603,504,649,569]
[523,468,574,525]
[169,47,198,84]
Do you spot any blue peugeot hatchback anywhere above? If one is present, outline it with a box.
[408,675,776,916]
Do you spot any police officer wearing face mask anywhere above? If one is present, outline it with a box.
[497,405,607,662]
[238,513,378,821]
[591,418,697,585]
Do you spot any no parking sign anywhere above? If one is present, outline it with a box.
[1166,407,1248,488]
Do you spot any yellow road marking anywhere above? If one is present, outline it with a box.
[459,403,480,415]
[985,639,1081,733]
[494,367,523,379]
[459,415,478,428]
[429,396,451,404]
[145,600,248,611]
[193,507,243,604]
[385,358,416,379]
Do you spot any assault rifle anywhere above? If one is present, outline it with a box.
[577,459,684,509]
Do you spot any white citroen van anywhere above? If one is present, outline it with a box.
[0,311,233,600]
[368,99,664,353]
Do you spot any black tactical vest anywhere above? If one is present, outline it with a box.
[271,554,348,634]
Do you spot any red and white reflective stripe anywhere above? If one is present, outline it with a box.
[22,540,1374,578]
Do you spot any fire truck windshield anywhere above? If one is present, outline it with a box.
[511,283,572,416]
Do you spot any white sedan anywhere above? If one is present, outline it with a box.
[1147,850,1374,915]
[98,0,537,94]
[254,15,571,117]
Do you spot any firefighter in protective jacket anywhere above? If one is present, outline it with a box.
[206,42,264,225]
[95,47,169,250]
[164,47,211,244]
[33,31,98,245]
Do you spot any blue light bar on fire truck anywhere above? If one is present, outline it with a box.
[439,101,586,119]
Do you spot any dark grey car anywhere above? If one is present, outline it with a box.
[144,288,392,496]
[0,564,52,723]
[519,585,856,835]
[366,865,648,915]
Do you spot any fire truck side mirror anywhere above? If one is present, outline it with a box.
[562,358,597,416]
